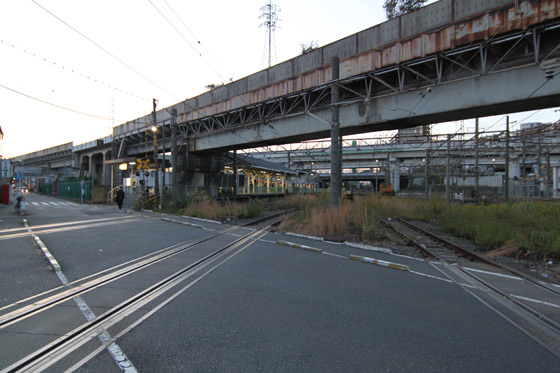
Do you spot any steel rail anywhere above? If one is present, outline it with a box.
[397,218,500,267]
[384,217,560,343]
[3,221,276,372]
[0,210,290,328]
[398,218,560,297]
[379,217,438,259]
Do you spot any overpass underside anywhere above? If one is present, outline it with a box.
[113,0,560,196]
[184,22,560,153]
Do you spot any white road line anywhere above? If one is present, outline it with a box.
[0,219,137,240]
[49,202,60,206]
[40,202,50,205]
[410,270,454,283]
[0,216,133,234]
[510,294,560,309]
[32,202,39,205]
[463,267,522,280]
[23,220,137,372]
[322,252,347,259]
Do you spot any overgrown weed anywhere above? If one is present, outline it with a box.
[177,192,560,260]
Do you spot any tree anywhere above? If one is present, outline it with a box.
[300,41,319,55]
[383,0,427,19]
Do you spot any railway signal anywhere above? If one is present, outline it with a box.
[136,158,151,171]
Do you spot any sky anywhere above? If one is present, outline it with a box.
[1,0,558,158]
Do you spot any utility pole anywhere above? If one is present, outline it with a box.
[171,108,178,203]
[425,148,430,199]
[475,118,479,199]
[152,98,159,205]
[446,134,451,203]
[546,153,551,198]
[233,150,238,196]
[537,137,542,198]
[505,116,510,202]
[161,118,166,208]
[330,57,341,206]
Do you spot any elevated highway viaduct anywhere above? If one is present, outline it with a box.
[112,0,560,193]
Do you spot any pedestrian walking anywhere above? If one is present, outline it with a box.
[115,186,125,210]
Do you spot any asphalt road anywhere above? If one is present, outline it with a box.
[1,192,558,372]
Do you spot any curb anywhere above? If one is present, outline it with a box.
[23,219,62,273]
[276,240,323,253]
[349,254,410,271]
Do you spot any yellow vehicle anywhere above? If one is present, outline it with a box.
[380,182,395,196]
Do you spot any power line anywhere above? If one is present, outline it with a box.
[148,0,252,111]
[0,83,126,121]
[31,0,180,101]
[162,0,233,81]
[147,0,224,82]
[0,39,151,103]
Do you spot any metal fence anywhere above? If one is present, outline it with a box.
[58,181,93,202]
[38,180,93,202]
[37,183,52,195]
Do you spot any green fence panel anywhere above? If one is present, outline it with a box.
[58,181,93,202]
[38,183,53,195]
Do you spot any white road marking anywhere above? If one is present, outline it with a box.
[463,267,522,280]
[0,216,134,234]
[510,294,560,309]
[23,220,137,372]
[322,252,347,259]
[410,270,454,283]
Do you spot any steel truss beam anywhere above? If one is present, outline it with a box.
[122,21,560,157]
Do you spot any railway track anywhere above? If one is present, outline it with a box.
[381,217,560,359]
[0,212,286,372]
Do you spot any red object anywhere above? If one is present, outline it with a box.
[1,184,9,205]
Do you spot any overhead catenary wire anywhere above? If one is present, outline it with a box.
[31,0,181,102]
[0,39,151,103]
[0,83,127,122]
[148,0,251,108]
[162,0,233,82]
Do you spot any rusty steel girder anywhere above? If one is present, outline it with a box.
[118,0,560,157]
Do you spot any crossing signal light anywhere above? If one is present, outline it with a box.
[10,177,15,184]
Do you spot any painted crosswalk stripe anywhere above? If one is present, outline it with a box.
[41,202,50,205]
[32,202,39,205]
[49,202,61,206]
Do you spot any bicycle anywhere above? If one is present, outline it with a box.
[15,196,25,215]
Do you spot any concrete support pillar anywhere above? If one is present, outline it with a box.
[508,159,520,180]
[553,166,559,198]
[330,56,341,206]
[79,156,88,178]
[390,160,400,192]
[103,151,112,185]
[89,156,96,181]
